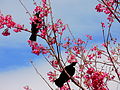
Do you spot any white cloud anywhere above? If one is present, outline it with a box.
[0,61,56,90]
[0,55,120,90]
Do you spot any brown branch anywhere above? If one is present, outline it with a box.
[101,0,120,23]
[105,46,120,81]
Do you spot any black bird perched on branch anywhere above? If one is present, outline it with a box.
[55,62,77,88]
[29,12,41,41]
[29,22,39,41]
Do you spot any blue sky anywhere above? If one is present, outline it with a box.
[0,0,120,90]
[0,0,119,71]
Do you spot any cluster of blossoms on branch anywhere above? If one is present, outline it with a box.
[95,0,120,23]
[27,0,67,56]
[27,40,49,55]
[84,68,109,90]
[23,86,32,90]
[0,12,26,36]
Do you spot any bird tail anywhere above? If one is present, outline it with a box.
[54,79,64,88]
[29,34,36,41]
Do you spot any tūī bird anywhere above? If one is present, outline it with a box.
[29,22,39,41]
[55,62,77,88]
[29,12,41,41]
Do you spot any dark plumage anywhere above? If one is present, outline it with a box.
[29,22,39,41]
[55,62,77,88]
[29,12,41,41]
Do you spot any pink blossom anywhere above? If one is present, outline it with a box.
[28,40,49,55]
[48,19,66,35]
[77,38,86,44]
[95,4,104,12]
[86,35,92,40]
[40,28,47,39]
[2,28,10,36]
[68,54,77,63]
[101,43,107,48]
[0,14,4,29]
[101,22,105,28]
[42,49,49,54]
[0,24,4,29]
[0,13,4,22]
[34,6,42,13]
[47,71,57,82]
[32,50,40,55]
[74,74,81,78]
[23,86,32,90]
[62,42,70,48]
[57,19,63,25]
[4,15,16,28]
[95,0,116,22]
[13,28,21,32]
[97,50,102,55]
[87,54,95,60]
[49,37,56,45]
[84,69,108,90]
[42,0,46,3]
[50,60,59,68]
[60,84,70,90]
[72,46,80,54]
[87,68,94,75]
[91,46,98,51]
[62,25,66,32]
[107,14,114,22]
[27,40,38,48]
[58,32,63,35]
[108,75,115,80]
[30,16,38,23]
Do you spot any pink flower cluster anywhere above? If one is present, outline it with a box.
[2,28,10,36]
[62,37,87,54]
[23,86,32,90]
[0,14,16,29]
[101,22,105,28]
[87,54,96,60]
[0,12,25,36]
[86,35,93,40]
[95,0,115,22]
[84,68,108,90]
[0,13,15,36]
[50,60,59,68]
[13,24,24,32]
[68,54,77,63]
[70,35,92,55]
[49,19,66,35]
[28,40,49,55]
[40,26,47,39]
[60,84,70,90]
[47,71,57,82]
[76,38,86,44]
[62,38,70,48]
[33,0,51,17]
[90,46,104,58]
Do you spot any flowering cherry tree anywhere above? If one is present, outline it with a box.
[0,0,120,90]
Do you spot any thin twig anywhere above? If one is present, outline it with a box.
[19,0,32,17]
[67,24,76,41]
[30,60,54,90]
